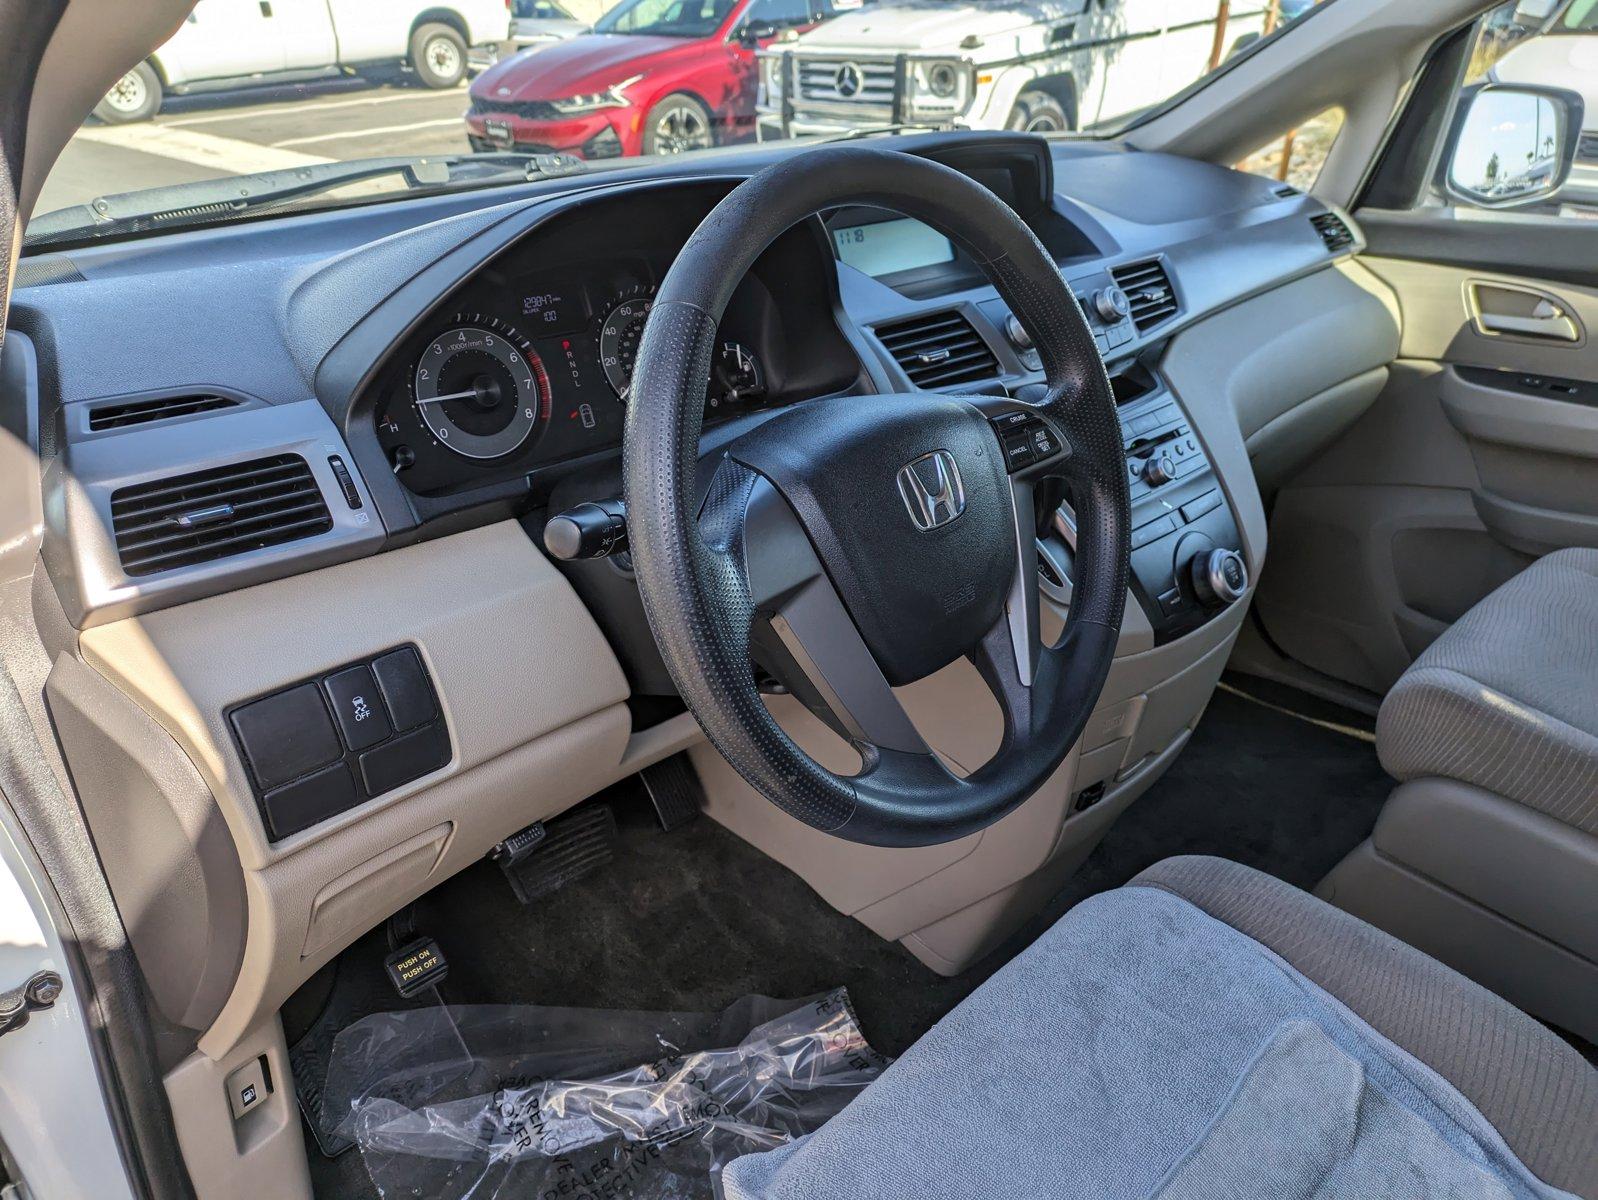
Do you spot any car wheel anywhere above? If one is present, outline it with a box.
[642,94,715,156]
[93,62,162,124]
[1005,89,1073,134]
[410,23,468,89]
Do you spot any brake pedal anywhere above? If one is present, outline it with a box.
[639,753,703,831]
[493,804,616,905]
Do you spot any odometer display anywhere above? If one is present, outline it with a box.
[413,317,548,460]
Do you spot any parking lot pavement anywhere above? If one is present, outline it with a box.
[35,76,476,220]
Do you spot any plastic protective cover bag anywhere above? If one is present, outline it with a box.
[318,988,889,1200]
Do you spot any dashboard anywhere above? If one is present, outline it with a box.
[4,128,1388,1078]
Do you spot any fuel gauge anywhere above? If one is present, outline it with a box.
[706,341,765,414]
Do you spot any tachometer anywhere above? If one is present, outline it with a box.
[597,288,655,402]
[413,316,548,460]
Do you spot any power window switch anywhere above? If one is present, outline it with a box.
[226,1056,269,1121]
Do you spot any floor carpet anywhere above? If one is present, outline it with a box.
[299,674,1393,1198]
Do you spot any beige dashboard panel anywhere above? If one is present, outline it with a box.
[78,520,628,869]
[73,520,637,1056]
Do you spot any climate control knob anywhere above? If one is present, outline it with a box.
[1191,548,1248,607]
[1094,286,1132,323]
[1141,453,1177,487]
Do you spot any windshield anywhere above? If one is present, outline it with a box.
[26,0,1334,249]
[595,0,740,37]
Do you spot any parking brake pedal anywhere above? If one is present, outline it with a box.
[384,936,448,999]
[639,754,704,831]
[493,804,616,906]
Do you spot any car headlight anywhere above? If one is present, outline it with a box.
[760,54,783,101]
[908,60,972,117]
[550,73,643,114]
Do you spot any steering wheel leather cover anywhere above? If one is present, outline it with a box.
[623,145,1129,847]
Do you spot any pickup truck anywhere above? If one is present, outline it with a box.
[95,0,513,123]
[756,0,1270,137]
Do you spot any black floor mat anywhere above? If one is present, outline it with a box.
[303,676,1390,1198]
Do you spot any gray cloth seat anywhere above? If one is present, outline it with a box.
[722,858,1598,1200]
[1320,548,1598,1043]
[1376,547,1598,835]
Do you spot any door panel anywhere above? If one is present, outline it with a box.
[1256,240,1598,695]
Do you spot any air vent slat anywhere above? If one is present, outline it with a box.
[88,393,238,431]
[874,311,999,390]
[111,466,312,522]
[116,497,328,553]
[1310,211,1355,253]
[111,454,331,578]
[1109,259,1179,334]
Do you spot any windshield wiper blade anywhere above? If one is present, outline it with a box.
[25,152,586,248]
[812,121,961,143]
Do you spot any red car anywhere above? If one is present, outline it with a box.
[466,0,839,160]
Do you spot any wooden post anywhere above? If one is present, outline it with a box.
[1277,129,1298,181]
[1207,0,1232,71]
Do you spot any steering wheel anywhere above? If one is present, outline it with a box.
[622,146,1129,848]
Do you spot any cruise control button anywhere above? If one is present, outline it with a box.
[323,665,391,752]
[230,683,341,791]
[1029,425,1060,459]
[1003,434,1037,471]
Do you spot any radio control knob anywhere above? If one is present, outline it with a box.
[1141,453,1176,487]
[1094,286,1131,323]
[1191,548,1248,607]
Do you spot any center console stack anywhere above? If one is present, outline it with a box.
[1089,359,1246,643]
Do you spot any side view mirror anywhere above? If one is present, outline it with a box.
[736,20,779,45]
[1445,84,1585,209]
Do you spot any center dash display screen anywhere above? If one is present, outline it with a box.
[832,217,956,278]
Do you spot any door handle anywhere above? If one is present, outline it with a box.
[1467,281,1582,343]
[1479,301,1580,341]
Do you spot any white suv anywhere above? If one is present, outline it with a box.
[757,0,1269,137]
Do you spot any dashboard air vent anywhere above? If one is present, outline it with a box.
[1272,183,1301,198]
[1109,259,1178,333]
[111,454,331,577]
[1310,212,1355,254]
[89,393,238,431]
[875,311,999,389]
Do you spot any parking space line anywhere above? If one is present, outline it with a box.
[164,89,468,127]
[75,125,332,172]
[275,117,464,147]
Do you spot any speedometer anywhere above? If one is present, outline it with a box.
[413,316,549,460]
[597,289,654,402]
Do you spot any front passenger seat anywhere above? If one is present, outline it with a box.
[722,857,1597,1199]
[1319,547,1598,1043]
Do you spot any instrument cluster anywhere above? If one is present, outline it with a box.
[374,256,775,496]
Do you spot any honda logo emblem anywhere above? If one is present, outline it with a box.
[834,62,864,98]
[897,450,966,531]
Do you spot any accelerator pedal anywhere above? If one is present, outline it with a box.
[639,753,704,831]
[492,804,616,906]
